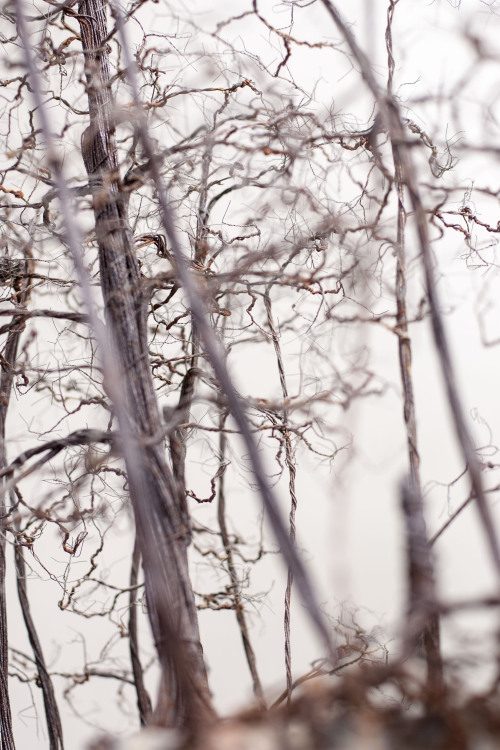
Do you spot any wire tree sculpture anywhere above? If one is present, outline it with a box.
[0,0,500,748]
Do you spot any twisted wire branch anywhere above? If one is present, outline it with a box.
[263,290,298,704]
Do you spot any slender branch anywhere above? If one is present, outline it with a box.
[386,0,442,693]
[15,0,215,727]
[263,289,297,704]
[0,430,114,482]
[320,0,500,583]
[128,538,152,726]
[216,413,265,706]
[110,0,337,667]
[0,154,64,750]
[400,482,443,697]
[14,524,64,750]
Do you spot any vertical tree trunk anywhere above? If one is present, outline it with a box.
[76,0,213,726]
[0,261,63,749]
[386,2,443,694]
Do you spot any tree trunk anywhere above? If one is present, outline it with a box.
[76,0,213,727]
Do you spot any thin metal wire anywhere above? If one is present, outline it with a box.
[263,290,297,704]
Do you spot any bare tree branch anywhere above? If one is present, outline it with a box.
[320,0,500,582]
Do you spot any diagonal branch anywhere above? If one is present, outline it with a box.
[263,289,298,704]
[110,0,337,667]
[385,0,442,693]
[15,0,215,728]
[0,430,114,483]
[320,0,500,584]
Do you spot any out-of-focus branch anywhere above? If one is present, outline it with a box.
[385,0,442,694]
[15,0,214,729]
[216,413,265,706]
[0,198,63,748]
[320,0,500,582]
[110,0,337,667]
[400,481,443,698]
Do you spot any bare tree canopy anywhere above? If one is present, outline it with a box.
[0,0,500,748]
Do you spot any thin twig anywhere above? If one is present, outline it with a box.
[386,0,443,694]
[217,411,265,706]
[128,538,152,725]
[263,289,298,704]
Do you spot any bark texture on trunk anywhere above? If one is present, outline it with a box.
[76,0,213,726]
